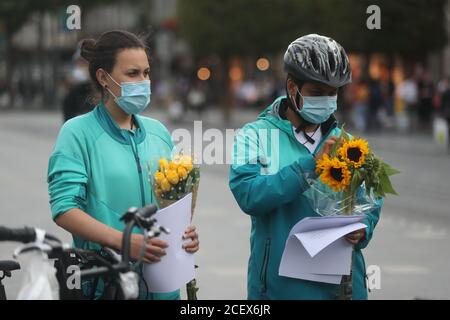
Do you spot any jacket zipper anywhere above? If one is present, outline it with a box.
[360,250,370,292]
[260,238,271,293]
[129,134,146,207]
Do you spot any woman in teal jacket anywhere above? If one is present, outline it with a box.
[47,30,199,299]
[229,34,381,300]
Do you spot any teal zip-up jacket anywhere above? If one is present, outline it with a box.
[47,102,178,300]
[229,97,382,300]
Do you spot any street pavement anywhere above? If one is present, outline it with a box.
[1,106,449,300]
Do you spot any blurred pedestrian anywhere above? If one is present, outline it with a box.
[187,80,206,117]
[62,46,95,122]
[440,77,450,149]
[417,70,435,132]
[397,76,418,133]
[380,70,396,130]
[367,77,382,132]
[351,79,370,132]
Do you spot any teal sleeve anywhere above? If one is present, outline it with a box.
[47,124,88,220]
[355,197,383,250]
[229,159,315,217]
[229,124,316,216]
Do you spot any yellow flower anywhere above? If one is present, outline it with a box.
[180,155,193,172]
[315,154,331,175]
[155,187,162,198]
[160,178,171,192]
[318,156,351,192]
[154,171,165,186]
[337,139,369,168]
[177,166,188,180]
[169,161,179,171]
[159,158,169,172]
[166,169,179,185]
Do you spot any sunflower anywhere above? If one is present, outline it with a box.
[338,138,369,168]
[318,156,351,192]
[315,154,331,175]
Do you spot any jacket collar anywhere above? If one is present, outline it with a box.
[258,96,338,139]
[94,102,146,145]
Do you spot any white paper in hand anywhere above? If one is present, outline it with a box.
[279,215,366,284]
[143,193,195,293]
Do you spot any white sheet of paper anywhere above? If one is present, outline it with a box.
[279,215,366,284]
[296,222,367,258]
[143,193,195,293]
[280,237,353,277]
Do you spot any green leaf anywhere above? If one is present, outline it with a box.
[330,125,349,157]
[350,169,363,194]
[374,181,386,198]
[382,162,401,176]
[379,168,399,196]
[341,125,351,142]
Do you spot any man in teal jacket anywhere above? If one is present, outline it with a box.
[229,34,382,300]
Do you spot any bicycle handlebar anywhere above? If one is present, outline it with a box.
[0,226,36,243]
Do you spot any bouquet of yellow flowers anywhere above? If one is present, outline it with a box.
[151,154,200,219]
[148,154,200,299]
[304,127,399,300]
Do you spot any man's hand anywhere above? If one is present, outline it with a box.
[345,228,366,245]
[315,136,340,161]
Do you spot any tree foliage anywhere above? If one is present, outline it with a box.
[178,0,448,58]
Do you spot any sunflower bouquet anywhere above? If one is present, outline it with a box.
[305,128,399,217]
[304,127,399,300]
[148,153,200,300]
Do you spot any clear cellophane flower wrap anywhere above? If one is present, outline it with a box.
[302,174,379,217]
[148,153,200,299]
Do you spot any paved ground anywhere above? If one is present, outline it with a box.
[1,106,449,300]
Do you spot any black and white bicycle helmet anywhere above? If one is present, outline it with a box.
[284,34,352,88]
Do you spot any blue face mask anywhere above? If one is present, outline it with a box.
[106,73,151,115]
[293,88,337,124]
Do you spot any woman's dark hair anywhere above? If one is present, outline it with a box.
[80,30,149,96]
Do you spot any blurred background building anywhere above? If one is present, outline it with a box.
[1,0,449,136]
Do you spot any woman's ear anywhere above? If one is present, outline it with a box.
[96,68,109,89]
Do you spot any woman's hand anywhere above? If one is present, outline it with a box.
[182,224,199,253]
[345,228,366,245]
[129,233,168,264]
[314,136,339,161]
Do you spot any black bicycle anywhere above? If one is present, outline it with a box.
[0,204,168,300]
